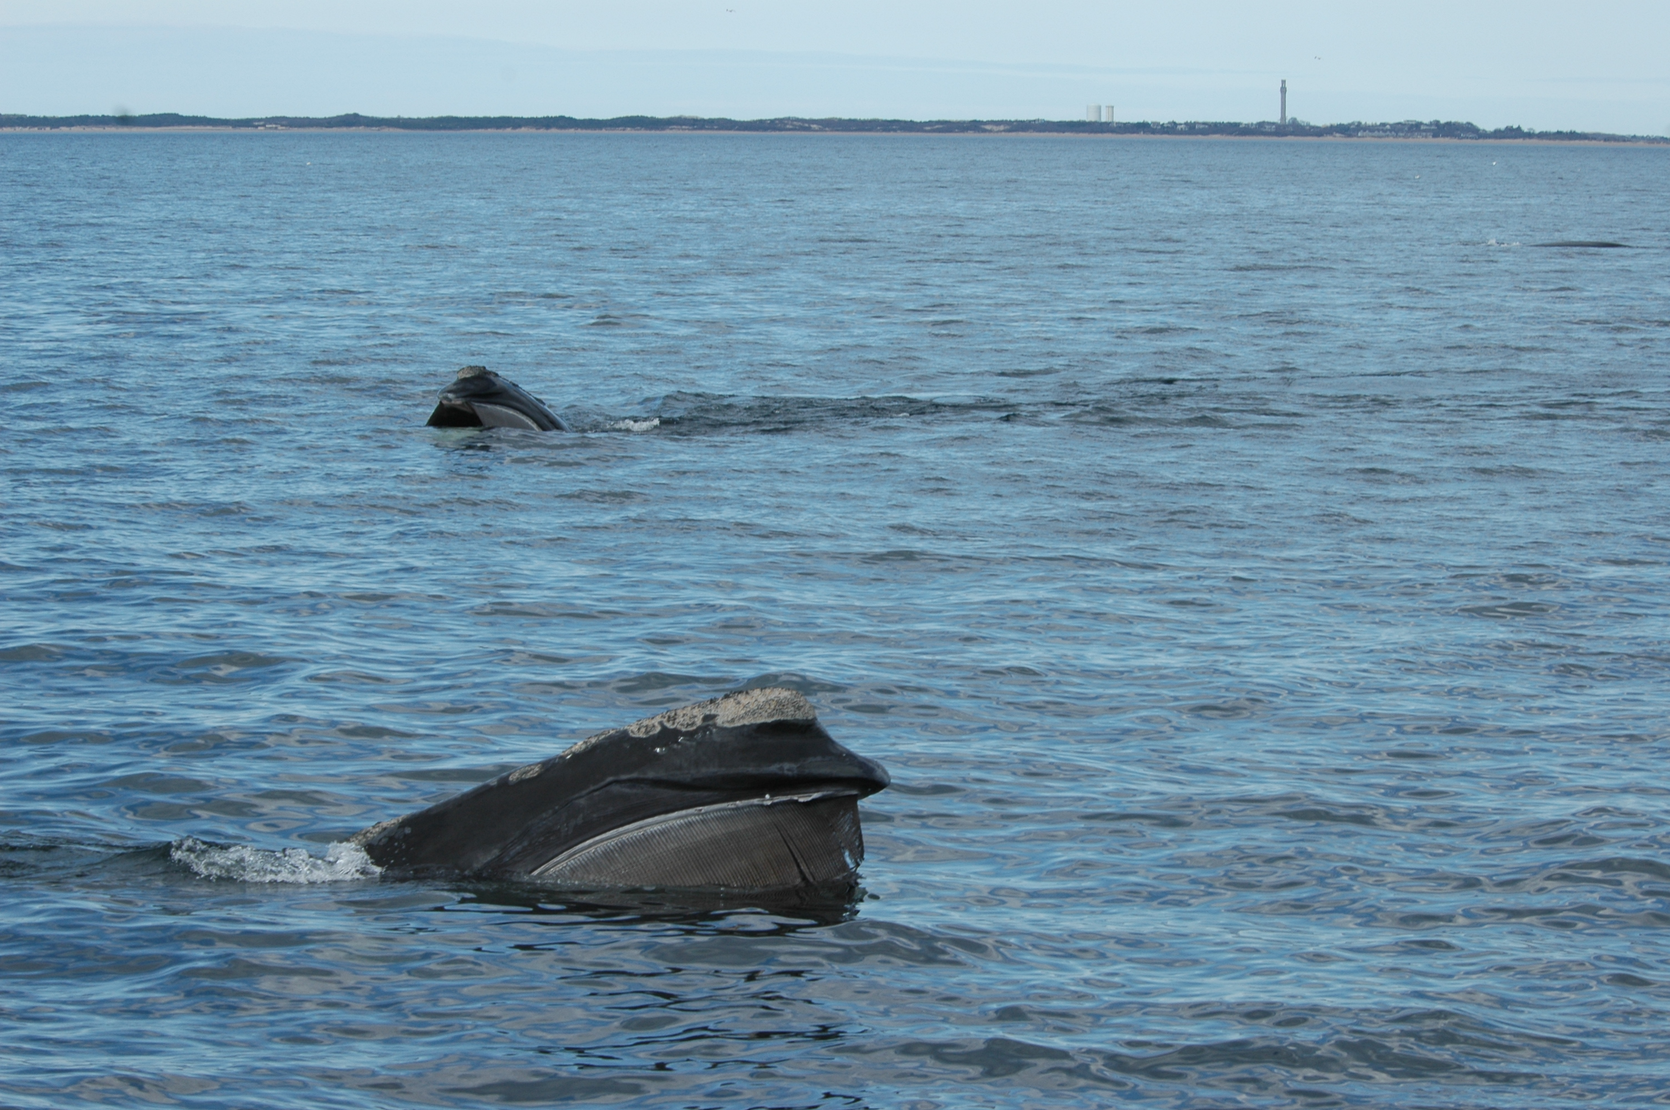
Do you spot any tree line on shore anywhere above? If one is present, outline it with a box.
[2,112,1660,143]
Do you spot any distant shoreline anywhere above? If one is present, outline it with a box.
[3,112,1666,144]
[5,128,1660,148]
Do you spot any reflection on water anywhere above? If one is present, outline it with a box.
[451,885,864,931]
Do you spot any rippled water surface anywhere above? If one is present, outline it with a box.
[4,131,1670,1107]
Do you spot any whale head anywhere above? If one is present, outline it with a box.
[351,688,889,895]
[426,366,569,431]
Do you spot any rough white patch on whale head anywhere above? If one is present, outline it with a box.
[623,687,817,737]
[347,817,401,847]
[171,837,382,883]
[557,687,819,757]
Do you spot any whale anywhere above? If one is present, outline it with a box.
[425,366,569,431]
[350,688,889,892]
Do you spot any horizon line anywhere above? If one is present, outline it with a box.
[3,112,1666,144]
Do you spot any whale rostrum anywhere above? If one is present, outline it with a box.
[425,365,569,431]
[351,688,889,891]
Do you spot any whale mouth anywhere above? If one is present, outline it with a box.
[428,397,543,430]
[530,790,863,890]
[427,398,490,428]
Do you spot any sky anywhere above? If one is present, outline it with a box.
[2,1,1667,134]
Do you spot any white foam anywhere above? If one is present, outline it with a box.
[171,837,382,883]
[611,417,660,432]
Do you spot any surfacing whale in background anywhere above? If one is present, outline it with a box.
[426,365,569,431]
[351,689,889,893]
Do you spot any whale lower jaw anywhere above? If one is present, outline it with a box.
[529,791,863,890]
[468,402,542,430]
[426,400,542,430]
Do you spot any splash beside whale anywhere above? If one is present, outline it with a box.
[426,365,568,431]
[351,688,889,893]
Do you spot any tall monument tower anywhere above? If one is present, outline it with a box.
[1280,80,1287,125]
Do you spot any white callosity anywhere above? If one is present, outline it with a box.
[519,687,818,776]
[622,687,816,737]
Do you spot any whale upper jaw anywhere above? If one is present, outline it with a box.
[351,688,889,894]
[425,366,569,431]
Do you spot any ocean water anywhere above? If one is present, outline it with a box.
[3,130,1669,1108]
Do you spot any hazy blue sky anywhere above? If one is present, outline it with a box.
[3,1,1667,133]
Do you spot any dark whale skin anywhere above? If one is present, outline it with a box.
[425,365,569,431]
[351,689,889,889]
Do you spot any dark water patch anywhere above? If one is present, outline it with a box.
[1182,697,1268,720]
[13,728,119,746]
[155,651,292,684]
[100,772,213,795]
[555,488,647,504]
[444,1075,654,1104]
[837,1022,1538,1095]
[1456,600,1561,620]
[0,841,182,884]
[451,884,863,930]
[471,602,624,619]
[643,391,1014,435]
[305,669,407,685]
[606,670,736,695]
[0,641,72,663]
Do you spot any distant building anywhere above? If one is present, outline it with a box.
[1280,80,1287,125]
[1102,105,1115,123]
[1087,104,1102,122]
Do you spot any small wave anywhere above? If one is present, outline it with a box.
[610,417,660,432]
[643,392,1013,435]
[170,837,381,883]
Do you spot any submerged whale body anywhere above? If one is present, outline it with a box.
[426,365,568,431]
[351,689,889,891]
